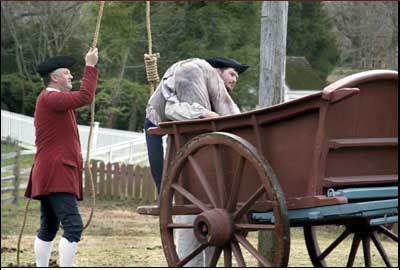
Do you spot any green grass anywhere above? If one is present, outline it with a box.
[1,142,16,154]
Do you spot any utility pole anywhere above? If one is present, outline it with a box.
[258,1,288,264]
[258,1,288,107]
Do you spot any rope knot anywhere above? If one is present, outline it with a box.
[144,53,160,86]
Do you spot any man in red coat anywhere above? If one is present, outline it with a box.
[24,47,99,267]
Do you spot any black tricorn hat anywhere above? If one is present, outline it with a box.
[206,57,249,74]
[36,56,76,77]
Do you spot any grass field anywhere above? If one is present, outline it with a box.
[1,199,398,267]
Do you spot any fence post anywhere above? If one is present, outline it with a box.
[134,166,142,201]
[120,164,127,200]
[127,164,134,200]
[145,167,156,203]
[91,160,98,196]
[113,163,120,200]
[99,161,105,199]
[106,162,113,200]
[12,145,21,205]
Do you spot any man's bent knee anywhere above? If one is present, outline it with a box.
[62,214,83,242]
[37,227,59,242]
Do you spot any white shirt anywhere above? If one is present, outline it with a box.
[46,87,61,92]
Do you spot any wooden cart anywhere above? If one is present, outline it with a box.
[138,70,398,267]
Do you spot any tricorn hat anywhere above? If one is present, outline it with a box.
[36,56,76,77]
[206,57,249,74]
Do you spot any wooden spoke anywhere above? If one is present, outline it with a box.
[159,132,290,267]
[226,156,245,211]
[188,155,219,208]
[377,225,398,241]
[318,228,351,260]
[231,240,246,267]
[347,234,361,267]
[235,223,275,231]
[171,183,210,212]
[212,145,225,208]
[167,223,194,229]
[233,186,265,220]
[234,233,272,267]
[176,243,209,267]
[208,247,223,267]
[224,245,232,267]
[370,229,392,267]
[304,222,396,267]
[362,236,371,267]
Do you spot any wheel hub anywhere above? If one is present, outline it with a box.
[194,208,234,246]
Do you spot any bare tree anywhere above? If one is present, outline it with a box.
[1,1,91,113]
[324,2,398,69]
[2,2,89,66]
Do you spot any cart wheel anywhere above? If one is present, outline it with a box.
[159,132,290,267]
[304,220,398,267]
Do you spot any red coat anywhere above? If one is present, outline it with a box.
[25,66,98,200]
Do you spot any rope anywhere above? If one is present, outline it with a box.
[16,199,31,266]
[16,2,105,266]
[84,0,105,230]
[144,1,160,93]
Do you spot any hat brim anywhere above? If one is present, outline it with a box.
[206,57,249,74]
[37,56,76,77]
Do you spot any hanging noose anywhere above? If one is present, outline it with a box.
[144,1,160,94]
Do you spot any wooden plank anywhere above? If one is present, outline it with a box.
[142,168,150,203]
[1,184,27,194]
[127,164,134,200]
[13,146,21,204]
[253,199,398,223]
[145,168,154,203]
[1,196,15,204]
[1,175,16,183]
[106,162,113,200]
[113,163,120,200]
[329,137,398,149]
[1,164,16,173]
[134,166,142,201]
[91,160,98,196]
[120,164,127,200]
[146,167,157,203]
[98,161,105,199]
[333,186,398,200]
[1,152,17,161]
[324,174,398,186]
[1,150,34,161]
[143,168,156,203]
[1,186,15,194]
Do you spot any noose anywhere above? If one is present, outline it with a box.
[144,1,160,93]
[16,2,105,266]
